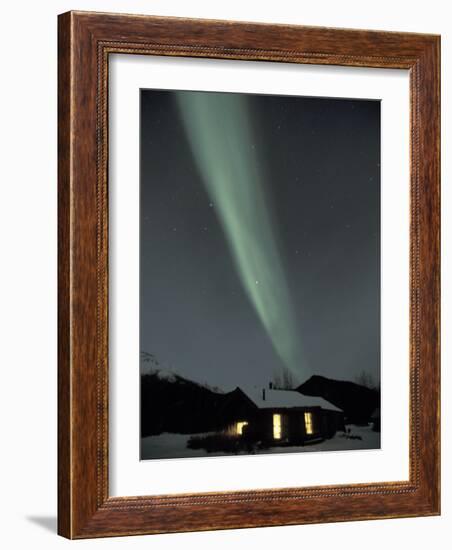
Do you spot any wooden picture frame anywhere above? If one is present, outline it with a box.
[58,10,440,539]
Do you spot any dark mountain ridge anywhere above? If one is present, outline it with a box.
[297,374,379,424]
[140,370,255,437]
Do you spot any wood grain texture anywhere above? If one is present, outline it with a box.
[57,11,440,539]
[57,10,72,539]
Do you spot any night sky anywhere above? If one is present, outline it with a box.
[140,89,380,391]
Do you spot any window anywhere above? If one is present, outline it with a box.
[273,413,282,439]
[236,421,248,435]
[304,412,314,435]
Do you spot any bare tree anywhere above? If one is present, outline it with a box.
[354,370,378,391]
[272,366,298,389]
[272,370,282,389]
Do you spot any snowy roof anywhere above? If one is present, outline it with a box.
[240,386,342,413]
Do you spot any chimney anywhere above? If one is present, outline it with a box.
[262,388,266,401]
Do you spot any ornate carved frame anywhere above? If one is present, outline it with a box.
[58,11,440,538]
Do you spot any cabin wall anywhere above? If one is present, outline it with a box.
[223,407,345,446]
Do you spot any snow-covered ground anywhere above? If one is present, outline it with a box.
[141,425,380,460]
[141,432,215,460]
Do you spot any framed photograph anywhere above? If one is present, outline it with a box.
[58,11,440,538]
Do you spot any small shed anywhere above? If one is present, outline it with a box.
[370,407,381,432]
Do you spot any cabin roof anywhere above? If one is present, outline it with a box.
[239,386,342,412]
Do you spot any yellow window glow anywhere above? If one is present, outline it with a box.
[273,413,282,439]
[304,412,314,435]
[236,421,248,435]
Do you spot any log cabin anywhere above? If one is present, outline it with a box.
[223,385,345,446]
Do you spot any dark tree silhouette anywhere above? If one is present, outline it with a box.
[271,366,298,389]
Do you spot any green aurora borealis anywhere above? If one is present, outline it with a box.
[176,91,306,379]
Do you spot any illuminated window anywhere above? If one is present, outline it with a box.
[273,413,282,439]
[304,412,314,435]
[236,421,248,435]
